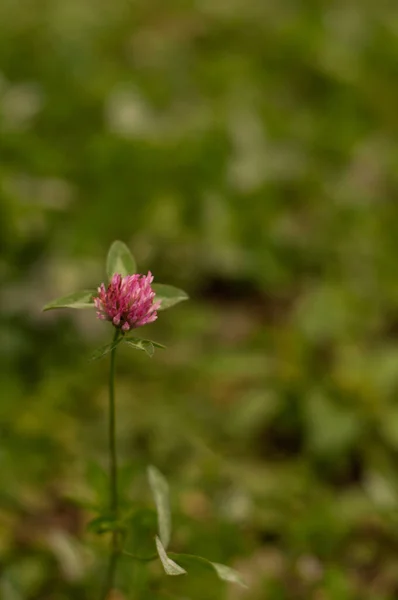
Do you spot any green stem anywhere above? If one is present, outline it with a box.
[102,328,120,600]
[109,329,119,517]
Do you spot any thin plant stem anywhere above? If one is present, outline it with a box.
[101,328,121,600]
[109,329,119,517]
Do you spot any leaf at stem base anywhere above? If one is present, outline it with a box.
[167,553,247,588]
[147,466,171,549]
[155,537,186,576]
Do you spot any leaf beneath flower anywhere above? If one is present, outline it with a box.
[106,240,137,280]
[124,339,155,357]
[43,290,96,311]
[124,336,166,349]
[152,284,189,310]
[90,337,123,361]
[124,337,167,357]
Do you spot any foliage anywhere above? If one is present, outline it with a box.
[1,0,398,598]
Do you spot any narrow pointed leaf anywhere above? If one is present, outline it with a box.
[125,339,155,358]
[148,466,171,548]
[155,537,186,576]
[152,284,189,310]
[90,337,123,361]
[43,290,96,311]
[150,340,166,349]
[106,240,137,280]
[167,553,247,588]
[212,563,247,587]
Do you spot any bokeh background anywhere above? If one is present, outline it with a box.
[2,0,398,598]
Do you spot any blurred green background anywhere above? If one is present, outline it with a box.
[2,0,398,598]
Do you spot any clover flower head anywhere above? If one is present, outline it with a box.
[94,272,160,332]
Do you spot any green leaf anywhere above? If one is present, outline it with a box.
[90,337,123,361]
[147,466,171,549]
[152,284,189,311]
[212,562,247,587]
[125,339,155,358]
[167,553,247,588]
[43,290,96,311]
[124,337,166,358]
[155,537,186,576]
[124,335,166,350]
[106,240,137,280]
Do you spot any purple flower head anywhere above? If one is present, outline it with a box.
[94,272,161,332]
